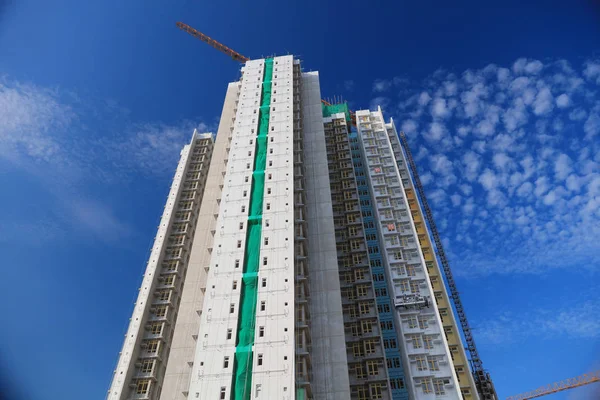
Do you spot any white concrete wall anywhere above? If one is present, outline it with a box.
[187,56,297,400]
[252,54,297,400]
[160,83,239,400]
[356,108,461,400]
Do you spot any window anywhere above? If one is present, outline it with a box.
[263,257,268,266]
[235,259,240,268]
[356,386,368,400]
[423,335,434,349]
[257,354,263,366]
[223,356,230,368]
[390,378,405,389]
[387,357,401,369]
[245,176,249,182]
[406,265,416,276]
[355,364,366,379]
[227,329,232,340]
[164,275,175,286]
[230,303,235,313]
[150,323,162,335]
[237,240,242,248]
[364,339,377,354]
[146,340,159,354]
[140,359,154,373]
[428,357,440,371]
[418,316,429,329]
[352,342,364,357]
[377,304,390,313]
[367,360,379,375]
[259,326,265,337]
[260,301,266,311]
[356,285,368,297]
[266,203,271,210]
[380,320,393,330]
[261,278,267,287]
[400,280,410,292]
[220,387,226,400]
[359,302,370,315]
[243,190,248,197]
[136,380,150,395]
[232,280,238,290]
[361,320,373,334]
[420,379,433,394]
[370,383,383,399]
[415,355,427,371]
[241,205,246,213]
[155,305,167,317]
[410,281,420,293]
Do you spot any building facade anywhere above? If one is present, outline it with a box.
[108,56,479,400]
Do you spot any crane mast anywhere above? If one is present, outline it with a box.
[399,131,498,400]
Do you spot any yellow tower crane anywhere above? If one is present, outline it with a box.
[506,370,600,400]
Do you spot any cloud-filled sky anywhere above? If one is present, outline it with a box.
[1,1,599,399]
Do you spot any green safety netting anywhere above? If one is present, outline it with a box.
[296,388,305,400]
[322,102,351,123]
[231,58,273,400]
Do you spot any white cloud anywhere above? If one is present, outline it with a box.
[0,78,75,163]
[431,98,451,119]
[569,108,587,121]
[343,80,355,91]
[566,174,583,192]
[429,153,453,175]
[373,79,391,92]
[0,76,211,243]
[424,121,447,142]
[513,58,544,75]
[370,96,390,111]
[478,168,498,191]
[534,176,550,197]
[554,153,572,180]
[583,60,600,84]
[532,87,554,115]
[477,299,600,345]
[401,119,418,134]
[516,181,533,197]
[556,93,570,108]
[492,152,514,170]
[450,194,462,206]
[388,57,600,277]
[583,112,600,140]
[420,171,433,185]
[418,92,431,106]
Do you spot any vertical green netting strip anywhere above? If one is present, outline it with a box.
[296,388,305,400]
[231,58,273,400]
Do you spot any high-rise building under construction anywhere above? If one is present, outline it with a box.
[107,56,484,400]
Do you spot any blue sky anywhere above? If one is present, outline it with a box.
[1,1,599,399]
